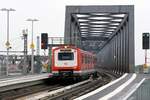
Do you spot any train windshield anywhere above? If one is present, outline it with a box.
[58,52,74,60]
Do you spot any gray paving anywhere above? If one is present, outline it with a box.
[79,73,150,100]
[0,73,50,87]
[84,74,132,100]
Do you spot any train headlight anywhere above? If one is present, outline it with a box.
[64,46,67,48]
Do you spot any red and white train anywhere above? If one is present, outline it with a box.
[51,45,97,79]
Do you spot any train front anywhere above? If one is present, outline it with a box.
[51,46,79,77]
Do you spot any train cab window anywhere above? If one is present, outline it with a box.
[58,52,74,60]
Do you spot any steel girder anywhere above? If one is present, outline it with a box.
[64,5,134,73]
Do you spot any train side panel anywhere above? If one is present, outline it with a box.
[71,49,96,76]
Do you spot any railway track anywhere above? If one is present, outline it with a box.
[0,70,118,100]
[18,71,115,100]
[49,72,112,100]
[0,77,81,100]
[0,83,62,100]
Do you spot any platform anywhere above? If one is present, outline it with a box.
[75,73,150,100]
[0,73,51,88]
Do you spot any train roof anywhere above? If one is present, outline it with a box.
[52,45,95,56]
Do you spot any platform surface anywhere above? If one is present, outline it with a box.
[0,73,51,87]
[75,73,150,100]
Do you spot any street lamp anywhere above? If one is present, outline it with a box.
[26,18,38,74]
[1,8,15,76]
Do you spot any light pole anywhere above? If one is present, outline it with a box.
[26,18,38,74]
[1,8,15,76]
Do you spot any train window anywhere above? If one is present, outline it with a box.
[85,55,88,64]
[87,55,89,64]
[89,56,90,64]
[86,56,88,64]
[82,55,85,64]
[84,55,86,64]
[58,52,74,60]
[91,56,93,64]
[82,55,84,64]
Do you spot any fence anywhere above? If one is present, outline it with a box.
[0,55,49,77]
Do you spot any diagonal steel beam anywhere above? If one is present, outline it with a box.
[100,14,128,50]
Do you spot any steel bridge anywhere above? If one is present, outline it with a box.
[64,5,134,73]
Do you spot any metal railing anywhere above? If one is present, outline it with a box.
[127,79,150,100]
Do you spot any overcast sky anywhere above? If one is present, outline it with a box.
[0,0,150,65]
